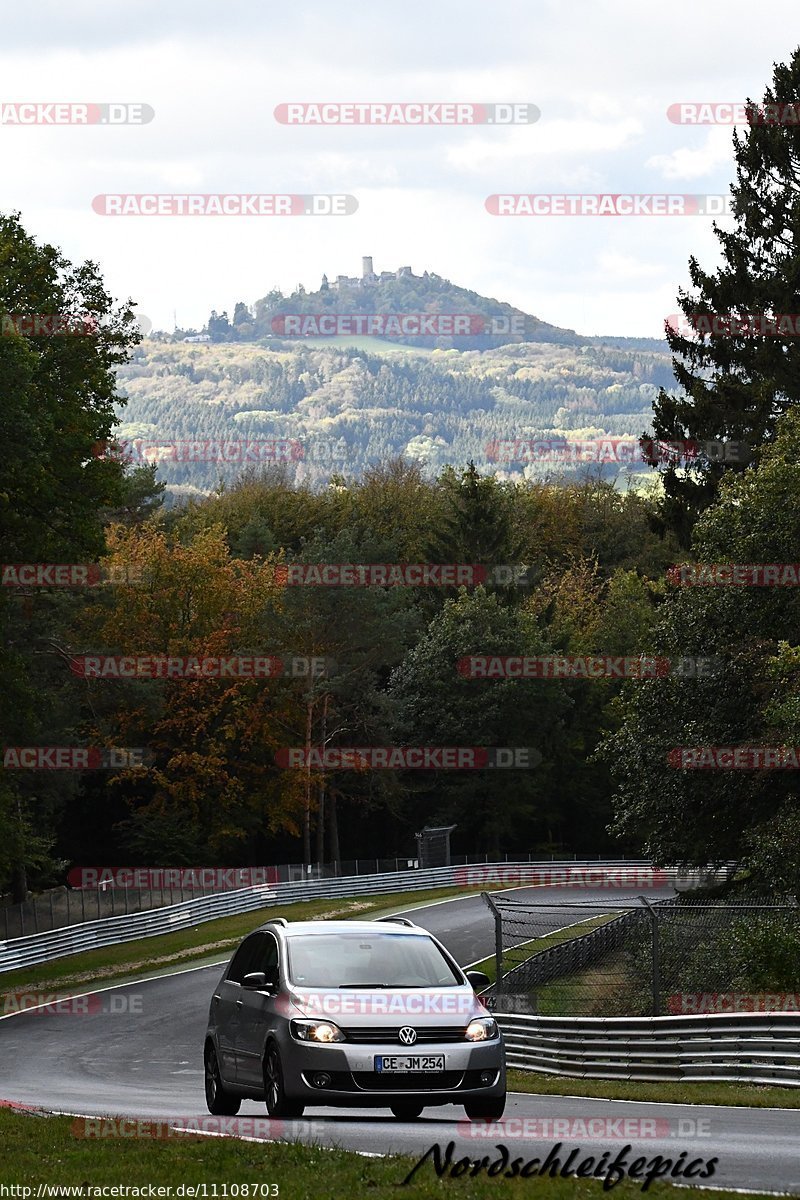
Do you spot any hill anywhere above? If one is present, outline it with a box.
[197,262,589,352]
[113,336,676,497]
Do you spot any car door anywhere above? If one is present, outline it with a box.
[211,935,261,1083]
[235,931,281,1088]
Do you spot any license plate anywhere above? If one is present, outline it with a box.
[374,1054,445,1073]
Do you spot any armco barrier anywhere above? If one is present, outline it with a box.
[0,860,669,974]
[497,1011,800,1086]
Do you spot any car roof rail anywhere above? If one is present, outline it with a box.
[375,915,416,927]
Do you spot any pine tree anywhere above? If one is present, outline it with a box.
[650,48,800,544]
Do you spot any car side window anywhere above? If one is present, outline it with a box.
[226,934,263,984]
[259,932,279,977]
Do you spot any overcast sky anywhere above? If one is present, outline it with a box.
[3,0,799,337]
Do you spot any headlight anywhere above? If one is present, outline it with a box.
[465,1017,498,1042]
[290,1019,345,1043]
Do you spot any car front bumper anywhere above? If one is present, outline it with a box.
[279,1035,506,1105]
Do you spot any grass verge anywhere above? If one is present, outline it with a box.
[508,1069,800,1109]
[0,885,473,999]
[0,1108,772,1197]
[470,914,615,986]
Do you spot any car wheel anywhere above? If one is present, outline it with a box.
[204,1045,241,1116]
[263,1044,305,1119]
[464,1095,506,1120]
[390,1102,424,1120]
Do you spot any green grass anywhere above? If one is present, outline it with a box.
[508,1070,800,1109]
[470,915,616,986]
[0,1108,772,1197]
[0,885,474,999]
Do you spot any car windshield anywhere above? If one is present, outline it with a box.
[286,931,463,988]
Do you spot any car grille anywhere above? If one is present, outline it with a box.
[302,1068,497,1094]
[341,1025,467,1043]
[352,1071,465,1091]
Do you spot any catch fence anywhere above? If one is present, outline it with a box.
[483,893,800,1017]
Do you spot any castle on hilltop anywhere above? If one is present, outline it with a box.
[321,257,420,291]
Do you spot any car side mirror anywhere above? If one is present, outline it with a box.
[465,970,491,991]
[243,971,277,991]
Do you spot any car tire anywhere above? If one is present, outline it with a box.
[390,1102,424,1120]
[264,1044,305,1119]
[204,1044,241,1116]
[464,1095,506,1120]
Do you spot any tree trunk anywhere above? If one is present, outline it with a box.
[10,860,28,905]
[315,695,329,867]
[329,791,340,873]
[11,797,29,903]
[303,696,314,868]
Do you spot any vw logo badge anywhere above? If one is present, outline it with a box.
[398,1026,417,1045]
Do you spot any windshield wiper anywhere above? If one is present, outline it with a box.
[337,982,389,988]
[337,982,427,988]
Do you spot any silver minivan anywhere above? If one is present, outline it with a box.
[204,916,505,1120]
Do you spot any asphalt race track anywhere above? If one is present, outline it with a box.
[2,885,799,1194]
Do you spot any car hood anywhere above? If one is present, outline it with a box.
[282,985,486,1024]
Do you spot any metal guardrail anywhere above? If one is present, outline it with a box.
[0,860,659,974]
[0,853,652,939]
[497,1011,800,1086]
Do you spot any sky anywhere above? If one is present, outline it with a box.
[3,0,800,337]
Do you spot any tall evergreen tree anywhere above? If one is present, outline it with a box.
[649,48,800,544]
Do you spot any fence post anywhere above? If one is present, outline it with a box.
[49,891,55,930]
[639,895,660,1016]
[482,892,504,998]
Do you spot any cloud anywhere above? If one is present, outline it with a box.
[0,0,789,336]
[646,128,736,180]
